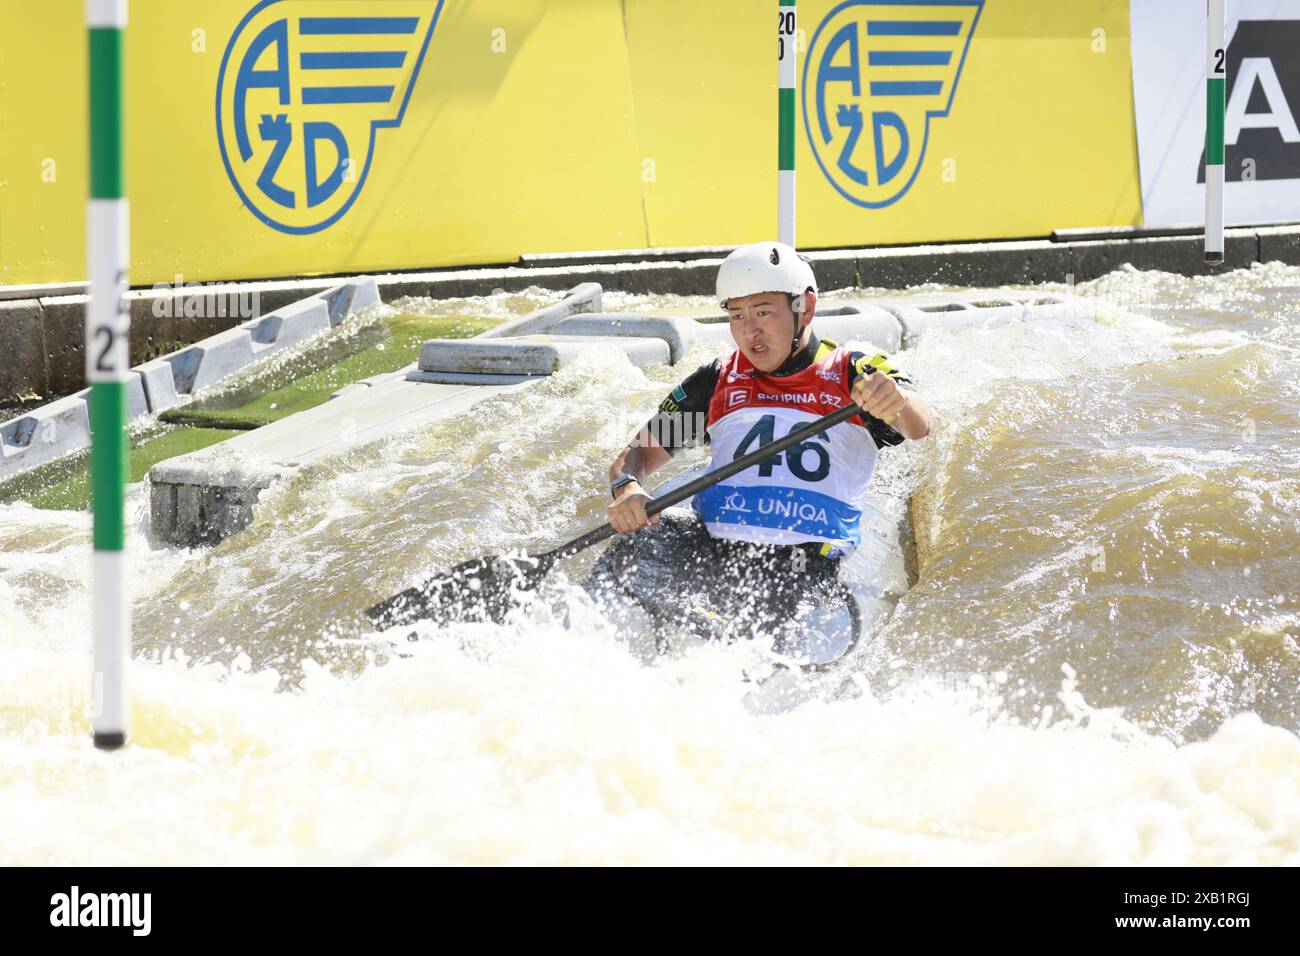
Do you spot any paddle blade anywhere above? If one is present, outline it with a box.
[365,553,552,630]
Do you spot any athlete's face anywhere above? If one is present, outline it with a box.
[725,291,815,371]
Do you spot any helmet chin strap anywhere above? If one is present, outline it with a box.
[787,293,808,360]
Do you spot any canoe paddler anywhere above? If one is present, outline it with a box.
[583,241,931,645]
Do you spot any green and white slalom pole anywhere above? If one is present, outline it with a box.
[778,0,796,247]
[87,0,130,750]
[1205,0,1226,265]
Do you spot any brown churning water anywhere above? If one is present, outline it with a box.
[0,271,1296,864]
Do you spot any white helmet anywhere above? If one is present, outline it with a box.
[716,241,817,312]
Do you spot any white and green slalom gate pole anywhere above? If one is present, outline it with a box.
[1205,0,1226,265]
[778,0,796,247]
[87,0,130,750]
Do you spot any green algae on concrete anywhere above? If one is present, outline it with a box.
[2,310,500,511]
[161,313,496,429]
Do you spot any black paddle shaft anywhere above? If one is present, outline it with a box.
[548,401,864,560]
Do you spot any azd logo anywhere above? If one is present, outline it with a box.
[804,0,981,208]
[217,0,444,234]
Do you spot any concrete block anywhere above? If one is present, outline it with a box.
[175,484,204,543]
[419,335,669,376]
[0,299,48,401]
[245,297,331,353]
[810,305,905,353]
[881,292,1095,342]
[419,340,560,376]
[316,276,381,326]
[149,461,285,547]
[135,359,183,413]
[480,283,604,339]
[0,393,91,480]
[70,377,149,423]
[207,485,260,542]
[38,295,88,396]
[144,277,380,404]
[145,480,245,547]
[1257,226,1300,266]
[147,373,537,546]
[342,276,382,317]
[685,320,747,348]
[126,376,155,421]
[22,276,382,415]
[149,481,176,538]
[162,328,256,396]
[1,278,387,484]
[152,480,264,549]
[0,376,150,481]
[550,314,694,364]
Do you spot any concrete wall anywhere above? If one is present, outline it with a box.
[0,279,379,484]
[3,224,1297,407]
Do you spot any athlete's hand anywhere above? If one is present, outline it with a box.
[608,481,660,533]
[852,370,909,425]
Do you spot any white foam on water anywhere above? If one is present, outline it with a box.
[2,275,1298,864]
[1,622,1295,864]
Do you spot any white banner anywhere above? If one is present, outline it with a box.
[1131,0,1300,226]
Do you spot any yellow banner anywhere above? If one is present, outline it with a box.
[0,0,1140,286]
[793,0,1142,250]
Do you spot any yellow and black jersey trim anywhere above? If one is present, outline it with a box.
[853,352,900,380]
